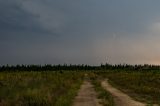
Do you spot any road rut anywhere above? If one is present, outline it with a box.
[73,80,101,106]
[101,79,146,106]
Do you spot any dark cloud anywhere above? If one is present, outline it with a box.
[0,0,54,41]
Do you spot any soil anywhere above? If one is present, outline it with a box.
[73,80,101,106]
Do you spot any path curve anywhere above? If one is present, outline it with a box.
[101,79,146,106]
[73,80,101,106]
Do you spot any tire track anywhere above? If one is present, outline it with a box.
[73,80,101,106]
[101,79,146,106]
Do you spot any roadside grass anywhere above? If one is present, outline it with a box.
[98,70,160,105]
[0,71,84,106]
[89,72,114,106]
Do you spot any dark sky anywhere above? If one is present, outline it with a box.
[1,0,160,65]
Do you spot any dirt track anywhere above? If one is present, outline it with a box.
[73,80,101,106]
[101,79,146,106]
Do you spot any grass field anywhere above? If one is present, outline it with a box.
[1,70,160,106]
[0,71,84,106]
[97,70,160,105]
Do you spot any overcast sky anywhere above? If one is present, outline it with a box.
[1,0,160,65]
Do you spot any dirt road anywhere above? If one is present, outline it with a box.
[73,80,101,106]
[101,79,146,106]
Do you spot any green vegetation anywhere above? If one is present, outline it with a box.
[89,72,114,106]
[92,79,114,106]
[98,70,160,105]
[0,71,84,106]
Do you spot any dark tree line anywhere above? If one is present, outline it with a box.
[0,63,160,71]
[0,64,99,71]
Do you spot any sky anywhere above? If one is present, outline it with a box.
[1,0,160,65]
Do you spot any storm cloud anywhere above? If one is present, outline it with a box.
[1,0,160,65]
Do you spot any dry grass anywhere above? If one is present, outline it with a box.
[0,71,84,106]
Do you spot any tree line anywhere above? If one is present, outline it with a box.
[0,63,160,71]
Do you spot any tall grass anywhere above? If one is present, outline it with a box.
[0,71,84,106]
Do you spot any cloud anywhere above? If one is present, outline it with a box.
[1,0,160,65]
[0,0,53,41]
[21,0,67,34]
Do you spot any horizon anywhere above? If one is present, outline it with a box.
[1,63,160,67]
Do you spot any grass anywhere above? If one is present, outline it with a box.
[89,72,114,106]
[1,70,160,105]
[98,70,160,105]
[0,71,84,106]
